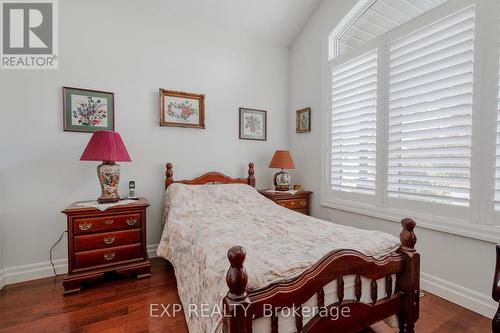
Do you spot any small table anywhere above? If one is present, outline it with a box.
[61,198,151,294]
[258,190,313,215]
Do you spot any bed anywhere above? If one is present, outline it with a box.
[157,162,420,333]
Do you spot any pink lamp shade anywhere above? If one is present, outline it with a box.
[80,131,131,162]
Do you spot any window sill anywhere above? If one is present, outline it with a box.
[320,198,500,244]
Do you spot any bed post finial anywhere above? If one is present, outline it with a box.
[400,218,416,252]
[165,163,174,189]
[226,246,248,300]
[224,246,252,332]
[248,162,256,188]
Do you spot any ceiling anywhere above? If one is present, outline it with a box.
[163,0,323,46]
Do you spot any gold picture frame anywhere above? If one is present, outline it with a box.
[160,89,205,129]
[296,107,311,133]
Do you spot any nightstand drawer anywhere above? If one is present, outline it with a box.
[74,244,143,269]
[74,213,141,234]
[276,198,308,209]
[258,190,312,216]
[74,229,142,252]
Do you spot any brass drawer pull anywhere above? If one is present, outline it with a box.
[126,218,138,226]
[300,201,307,207]
[103,252,115,261]
[103,236,115,245]
[104,219,114,225]
[79,222,92,231]
[290,201,296,206]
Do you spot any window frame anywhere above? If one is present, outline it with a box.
[321,0,500,243]
[492,0,500,226]
[328,0,378,60]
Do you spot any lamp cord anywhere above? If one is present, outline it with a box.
[49,230,67,276]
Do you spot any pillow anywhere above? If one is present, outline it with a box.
[164,183,265,215]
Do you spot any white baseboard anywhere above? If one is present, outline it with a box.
[421,271,496,318]
[0,243,158,289]
[147,243,158,258]
[2,257,68,286]
[0,269,5,289]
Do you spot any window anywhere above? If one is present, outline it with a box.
[331,49,378,196]
[387,6,474,207]
[323,0,500,241]
[332,0,448,58]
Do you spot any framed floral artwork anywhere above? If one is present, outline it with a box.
[296,107,311,133]
[239,107,267,141]
[160,89,205,129]
[63,87,114,133]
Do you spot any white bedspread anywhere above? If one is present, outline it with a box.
[156,183,400,333]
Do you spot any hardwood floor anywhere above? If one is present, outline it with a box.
[0,258,491,333]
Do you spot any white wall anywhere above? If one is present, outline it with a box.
[0,0,289,282]
[288,0,497,318]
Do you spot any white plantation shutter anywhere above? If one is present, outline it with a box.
[331,49,377,195]
[387,6,475,206]
[495,5,500,210]
[338,0,448,55]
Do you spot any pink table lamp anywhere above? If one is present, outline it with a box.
[80,131,131,203]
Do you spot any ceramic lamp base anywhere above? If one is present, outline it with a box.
[273,169,291,191]
[97,162,121,203]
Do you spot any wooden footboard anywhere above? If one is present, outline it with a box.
[223,218,420,333]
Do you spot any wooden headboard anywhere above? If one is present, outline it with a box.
[165,162,256,189]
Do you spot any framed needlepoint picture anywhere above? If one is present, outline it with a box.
[296,107,311,133]
[239,108,267,141]
[160,89,205,129]
[63,87,115,133]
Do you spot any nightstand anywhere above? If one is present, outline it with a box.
[259,190,313,215]
[61,198,151,294]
